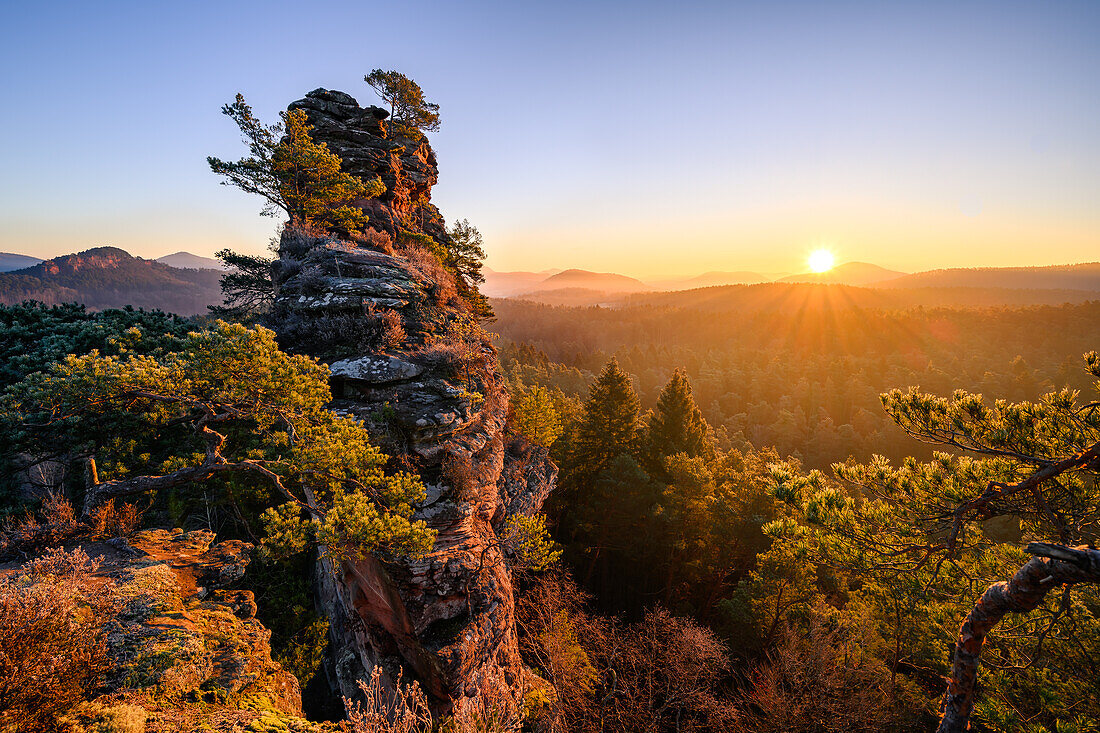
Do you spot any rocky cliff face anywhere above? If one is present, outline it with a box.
[288,89,449,245]
[275,90,556,715]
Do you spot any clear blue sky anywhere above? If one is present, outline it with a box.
[1,0,1097,277]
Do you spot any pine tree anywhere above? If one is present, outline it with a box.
[209,248,275,318]
[572,358,642,477]
[445,218,493,319]
[513,385,563,448]
[646,369,714,471]
[208,95,384,233]
[364,69,441,135]
[272,108,383,232]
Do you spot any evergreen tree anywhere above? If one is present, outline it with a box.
[513,385,563,448]
[576,454,663,612]
[364,69,441,135]
[572,359,642,478]
[646,369,714,472]
[272,108,384,232]
[444,218,493,319]
[3,321,434,564]
[208,95,384,233]
[445,219,487,290]
[209,248,275,319]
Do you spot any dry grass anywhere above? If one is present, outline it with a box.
[345,666,433,733]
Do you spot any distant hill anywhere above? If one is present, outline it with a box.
[510,287,630,307]
[647,271,779,290]
[618,282,1100,312]
[876,262,1100,291]
[155,251,225,270]
[0,246,223,315]
[779,262,906,286]
[534,269,650,294]
[483,268,557,298]
[0,253,43,272]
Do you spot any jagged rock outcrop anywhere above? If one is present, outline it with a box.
[1,530,326,733]
[274,90,557,715]
[289,89,449,244]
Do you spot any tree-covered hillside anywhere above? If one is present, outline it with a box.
[496,292,1100,731]
[0,247,222,315]
[495,294,1100,469]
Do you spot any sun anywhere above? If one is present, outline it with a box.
[808,249,835,273]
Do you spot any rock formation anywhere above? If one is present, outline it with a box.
[1,530,321,732]
[288,89,449,244]
[273,89,556,715]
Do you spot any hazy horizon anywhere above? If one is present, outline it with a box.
[2,0,1098,278]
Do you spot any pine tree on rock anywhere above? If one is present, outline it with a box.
[208,95,384,234]
[363,69,441,135]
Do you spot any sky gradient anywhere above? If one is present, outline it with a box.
[1,1,1097,278]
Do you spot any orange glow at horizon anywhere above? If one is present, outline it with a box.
[808,249,835,273]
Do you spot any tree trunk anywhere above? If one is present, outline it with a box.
[937,543,1100,732]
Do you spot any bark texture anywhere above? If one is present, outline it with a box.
[937,543,1100,732]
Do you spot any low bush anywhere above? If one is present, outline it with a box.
[0,547,114,733]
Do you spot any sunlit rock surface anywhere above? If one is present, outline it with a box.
[273,90,557,714]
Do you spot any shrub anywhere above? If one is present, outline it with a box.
[0,491,82,557]
[276,306,409,359]
[1,493,144,558]
[279,221,335,259]
[345,666,432,733]
[351,227,394,253]
[89,499,144,538]
[394,232,461,309]
[0,547,113,733]
[442,450,480,501]
[379,307,407,348]
[515,574,738,733]
[732,614,900,733]
[448,672,525,733]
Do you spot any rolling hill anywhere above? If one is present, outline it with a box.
[0,253,44,272]
[0,246,223,315]
[778,261,906,286]
[155,251,225,270]
[529,269,650,294]
[482,268,560,298]
[875,262,1100,291]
